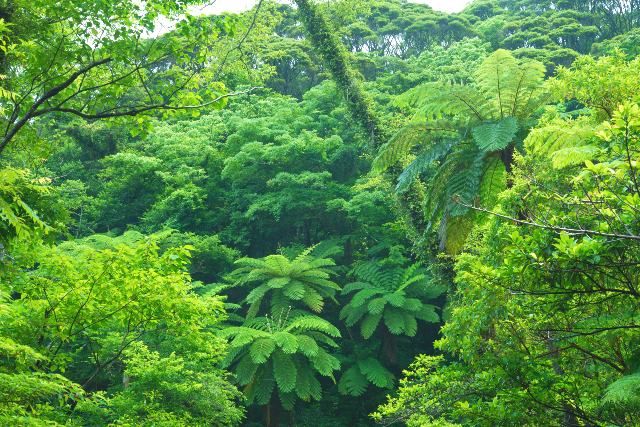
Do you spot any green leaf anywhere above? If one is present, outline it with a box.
[267,277,291,289]
[301,287,324,312]
[273,350,297,393]
[357,357,395,388]
[338,366,368,396]
[296,335,319,357]
[602,372,640,412]
[279,390,297,411]
[252,366,275,406]
[368,297,387,315]
[249,338,276,364]
[273,331,299,354]
[235,355,259,385]
[384,309,406,335]
[472,117,518,152]
[295,363,321,401]
[415,304,439,323]
[396,140,453,193]
[350,288,383,308]
[283,281,306,300]
[361,313,383,339]
[310,348,340,376]
[402,312,418,337]
[384,292,406,308]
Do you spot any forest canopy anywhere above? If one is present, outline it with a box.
[1,0,640,426]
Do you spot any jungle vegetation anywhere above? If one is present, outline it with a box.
[1,0,640,426]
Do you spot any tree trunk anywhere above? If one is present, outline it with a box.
[292,0,386,146]
[382,326,398,366]
[264,401,281,427]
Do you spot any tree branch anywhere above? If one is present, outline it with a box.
[0,57,113,154]
[39,86,262,120]
[457,200,640,242]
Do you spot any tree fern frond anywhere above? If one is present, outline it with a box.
[357,357,395,388]
[472,117,519,152]
[245,284,271,304]
[361,313,383,339]
[475,49,545,119]
[265,254,291,275]
[266,277,291,289]
[445,144,486,217]
[384,308,406,335]
[309,239,342,259]
[340,302,368,326]
[367,297,387,315]
[395,139,454,193]
[235,355,260,385]
[294,243,319,261]
[383,292,406,308]
[273,350,297,393]
[601,372,640,415]
[401,312,418,337]
[292,361,322,402]
[273,331,299,354]
[349,288,384,308]
[294,361,312,400]
[283,281,306,300]
[373,123,430,172]
[338,365,368,396]
[249,338,276,364]
[301,287,324,313]
[296,335,320,357]
[309,347,341,377]
[252,365,275,406]
[342,281,371,294]
[403,298,423,312]
[415,304,439,323]
[279,390,297,411]
[402,82,488,121]
[286,316,341,338]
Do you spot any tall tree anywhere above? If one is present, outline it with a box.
[293,0,386,145]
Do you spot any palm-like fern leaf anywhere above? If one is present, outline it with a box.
[395,139,454,193]
[472,117,519,152]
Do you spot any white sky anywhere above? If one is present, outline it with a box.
[192,0,472,15]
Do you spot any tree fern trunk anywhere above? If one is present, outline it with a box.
[382,326,398,366]
[264,401,282,427]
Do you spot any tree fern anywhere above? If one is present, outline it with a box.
[221,312,341,411]
[374,50,548,250]
[474,49,547,119]
[338,356,395,397]
[229,248,340,318]
[601,372,640,424]
[340,260,444,348]
[373,120,458,172]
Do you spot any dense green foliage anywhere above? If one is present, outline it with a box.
[2,0,640,426]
